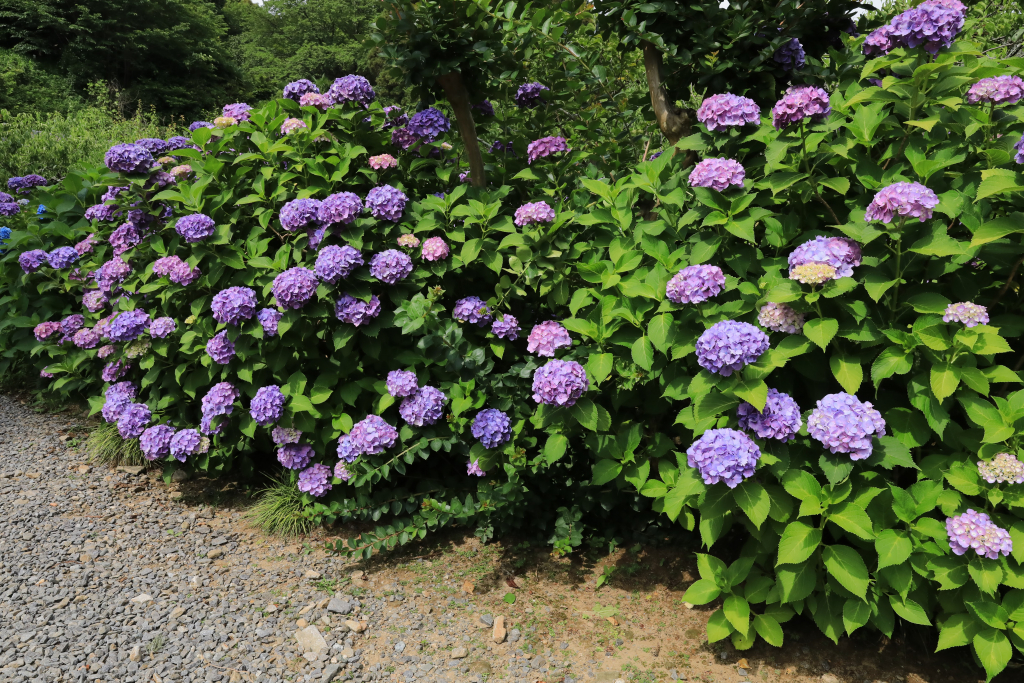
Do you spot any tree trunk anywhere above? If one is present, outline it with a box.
[436,71,486,188]
[641,40,692,147]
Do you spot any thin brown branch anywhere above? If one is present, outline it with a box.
[640,40,692,146]
[990,254,1024,308]
[436,72,485,188]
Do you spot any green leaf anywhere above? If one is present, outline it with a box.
[777,521,821,566]
[753,614,784,646]
[732,479,770,529]
[705,609,733,643]
[822,545,869,601]
[976,168,1024,202]
[843,598,871,636]
[571,398,610,432]
[971,212,1024,246]
[591,459,621,486]
[829,353,863,394]
[777,560,817,602]
[732,379,768,412]
[682,579,721,605]
[875,529,913,570]
[544,434,568,464]
[931,362,961,403]
[936,613,978,651]
[803,318,839,351]
[889,595,931,625]
[828,502,875,540]
[648,314,674,353]
[503,592,516,604]
[906,292,952,314]
[631,336,654,371]
[586,353,614,384]
[723,594,751,636]
[973,629,1012,681]
[878,436,918,470]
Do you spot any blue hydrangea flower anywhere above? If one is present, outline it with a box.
[532,360,589,406]
[737,388,802,442]
[399,386,447,426]
[298,463,333,496]
[250,385,286,426]
[807,392,886,461]
[695,321,769,376]
[472,409,512,449]
[686,428,760,488]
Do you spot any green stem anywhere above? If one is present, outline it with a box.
[889,219,906,324]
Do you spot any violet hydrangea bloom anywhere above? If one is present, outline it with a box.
[369,249,413,283]
[514,201,556,226]
[491,315,520,340]
[170,429,207,462]
[250,385,286,426]
[473,100,495,116]
[738,388,802,442]
[175,213,216,242]
[453,296,493,326]
[83,290,107,312]
[697,94,761,131]
[943,302,989,327]
[117,403,151,439]
[889,2,965,55]
[298,463,333,496]
[272,267,319,309]
[758,303,805,334]
[386,370,418,398]
[807,392,887,461]
[106,310,151,343]
[222,103,252,121]
[149,317,176,338]
[280,118,307,135]
[283,79,320,101]
[472,409,512,449]
[97,345,115,359]
[0,201,19,216]
[686,428,761,488]
[108,223,141,256]
[865,182,939,223]
[105,143,154,173]
[335,463,353,481]
[258,308,283,336]
[73,327,101,349]
[690,158,745,191]
[34,321,61,340]
[7,174,46,193]
[527,136,568,164]
[315,245,363,283]
[420,237,449,262]
[278,443,314,470]
[200,381,239,435]
[1015,132,1024,164]
[102,382,137,423]
[788,235,862,279]
[863,24,895,56]
[696,321,769,376]
[946,509,1012,560]
[47,247,79,269]
[399,386,448,426]
[328,75,376,107]
[206,330,235,364]
[773,38,806,71]
[666,264,726,304]
[75,234,98,256]
[134,138,170,155]
[527,321,572,357]
[85,203,119,222]
[140,425,175,461]
[532,359,589,406]
[366,185,408,222]
[966,75,1024,105]
[61,314,85,336]
[299,92,332,110]
[771,85,831,129]
[336,435,360,463]
[978,453,1024,484]
[381,105,409,129]
[515,82,549,108]
[335,294,381,326]
[272,427,302,446]
[467,460,485,476]
[19,249,48,273]
[189,121,214,131]
[407,108,451,142]
[318,193,361,227]
[350,414,398,454]
[280,198,322,232]
[391,127,418,150]
[211,286,258,325]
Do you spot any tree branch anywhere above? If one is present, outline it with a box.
[641,40,691,147]
[436,71,486,188]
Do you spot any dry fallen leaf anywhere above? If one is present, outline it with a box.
[606,616,619,626]
[462,580,475,594]
[736,658,749,669]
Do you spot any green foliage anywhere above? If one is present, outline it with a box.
[0,48,79,116]
[248,477,316,536]
[85,421,145,467]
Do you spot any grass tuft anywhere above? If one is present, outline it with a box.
[85,422,146,467]
[247,477,314,536]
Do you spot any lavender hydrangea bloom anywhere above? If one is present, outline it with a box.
[690,158,745,191]
[889,2,964,55]
[771,86,831,129]
[170,428,206,462]
[61,314,85,336]
[75,234,98,256]
[472,409,512,449]
[201,381,239,433]
[280,118,307,135]
[697,94,761,131]
[1015,132,1024,164]
[251,385,286,426]
[211,287,257,325]
[453,297,493,326]
[85,203,119,222]
[272,267,318,309]
[328,75,376,107]
[808,392,887,461]
[0,201,19,216]
[7,174,46,193]
[299,92,333,110]
[407,108,451,142]
[318,193,362,227]
[527,321,572,357]
[189,121,214,131]
[73,327,101,349]
[350,415,398,454]
[307,225,327,250]
[737,389,802,442]
[34,321,60,340]
[315,245,363,283]
[134,138,170,155]
[514,201,556,226]
[97,345,115,359]
[686,428,761,488]
[789,236,862,281]
[206,330,235,364]
[283,79,320,101]
[946,509,1013,559]
[334,294,381,326]
[386,370,418,398]
[19,249,48,273]
[108,223,141,256]
[943,302,989,327]
[467,460,485,476]
[758,303,805,334]
[865,182,939,223]
[391,127,418,150]
[696,321,770,376]
[979,452,1024,484]
[527,136,568,164]
[515,82,550,108]
[421,237,449,261]
[117,402,151,439]
[491,315,520,340]
[369,249,413,283]
[149,317,176,338]
[105,143,154,173]
[863,24,895,56]
[222,103,252,121]
[532,359,589,406]
[966,75,1024,105]
[269,428,300,447]
[298,463,333,496]
[366,185,408,222]
[278,444,314,470]
[334,462,353,481]
[399,386,447,426]
[47,246,79,269]
[166,136,198,152]
[102,382,137,423]
[666,265,726,304]
[257,308,283,336]
[140,425,175,460]
[336,435,360,463]
[175,213,216,242]
[106,310,151,343]
[279,198,322,232]
[773,38,806,70]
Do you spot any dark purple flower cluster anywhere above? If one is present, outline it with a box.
[272,267,319,309]
[279,198,321,232]
[696,94,761,131]
[47,246,79,269]
[527,321,572,357]
[888,1,965,55]
[515,82,549,108]
[117,403,152,439]
[140,425,175,460]
[386,370,418,398]
[105,144,154,173]
[527,136,568,164]
[258,308,282,336]
[532,359,589,406]
[7,174,46,193]
[666,264,726,304]
[212,287,258,325]
[206,330,235,364]
[328,75,376,107]
[85,203,119,222]
[737,388,802,442]
[189,121,215,132]
[298,463,333,496]
[278,443,314,470]
[61,314,84,336]
[200,381,239,435]
[318,193,362,226]
[686,428,760,488]
[473,100,495,116]
[106,310,150,343]
[251,385,286,426]
[170,428,207,462]
[109,223,141,256]
[491,315,520,340]
[788,235,862,280]
[864,182,939,223]
[695,321,769,376]
[773,38,805,70]
[315,245,363,283]
[771,86,831,129]
[391,127,418,150]
[102,382,137,423]
[134,138,170,155]
[369,249,413,283]
[382,106,408,129]
[283,79,320,101]
[166,136,198,152]
[175,213,216,243]
[472,409,512,449]
[690,158,745,191]
[863,25,895,56]
[19,249,47,273]
[808,392,886,461]
[421,237,449,262]
[1015,133,1024,164]
[366,185,408,222]
[334,294,381,326]
[407,108,451,142]
[399,386,447,426]
[453,297,493,326]
[514,201,556,226]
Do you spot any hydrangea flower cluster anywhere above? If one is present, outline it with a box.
[420,237,449,261]
[278,444,314,470]
[102,382,137,423]
[1015,133,1024,165]
[527,321,572,357]
[222,103,252,121]
[350,415,398,455]
[189,121,214,131]
[758,303,805,334]
[514,201,556,226]
[273,427,302,446]
[771,86,831,129]
[280,118,307,135]
[170,429,207,461]
[106,310,150,342]
[150,317,176,338]
[515,82,549,108]
[278,197,322,231]
[335,294,381,326]
[117,403,152,439]
[369,154,398,171]
[406,108,450,142]
[206,330,235,364]
[328,75,376,106]
[453,297,493,326]
[532,360,589,406]
[978,452,1024,484]
[298,463,332,496]
[491,315,520,340]
[888,1,965,55]
[336,435,360,464]
[7,174,46,193]
[272,267,319,309]
[689,158,745,191]
[943,302,989,327]
[73,328,100,348]
[788,236,862,280]
[666,264,726,304]
[369,249,413,283]
[175,213,216,242]
[140,425,175,460]
[283,79,319,101]
[527,136,568,164]
[108,224,141,255]
[34,321,60,341]
[85,203,118,222]
[472,409,512,449]
[696,94,761,131]
[299,92,332,110]
[212,287,257,325]
[865,182,939,223]
[366,185,408,221]
[473,100,495,116]
[315,245,363,284]
[134,138,170,155]
[257,308,282,336]
[46,247,79,269]
[335,463,353,481]
[386,370,418,398]
[200,381,239,432]
[391,128,418,150]
[738,389,802,442]
[686,428,761,488]
[250,385,286,426]
[397,234,420,248]
[105,143,154,173]
[214,116,236,128]
[790,263,837,285]
[696,321,769,376]
[467,460,485,476]
[808,393,887,461]
[75,233,98,256]
[19,249,48,273]
[966,75,1024,105]
[863,25,895,56]
[773,38,805,70]
[946,509,1013,559]
[381,105,408,129]
[399,386,447,426]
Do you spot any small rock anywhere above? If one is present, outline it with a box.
[351,570,366,580]
[469,661,493,675]
[295,625,328,653]
[322,663,343,682]
[508,629,521,643]
[451,647,468,659]
[116,465,145,475]
[683,602,694,609]
[341,646,355,658]
[297,619,309,628]
[394,641,406,653]
[169,607,185,620]
[479,614,494,627]
[210,536,229,546]
[821,675,840,683]
[303,651,318,662]
[327,598,352,614]
[25,472,40,479]
[737,659,749,669]
[170,469,188,483]
[905,676,928,683]
[462,580,475,594]
[492,616,507,644]
[305,569,322,579]
[266,603,278,613]
[130,594,153,605]
[207,548,224,559]
[344,620,367,633]
[129,645,141,662]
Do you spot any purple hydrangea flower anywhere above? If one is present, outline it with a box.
[335,293,381,326]
[467,460,485,476]
[491,315,520,340]
[73,327,101,349]
[666,265,726,304]
[201,381,239,434]
[135,138,170,155]
[206,330,235,364]
[514,202,556,226]
[391,127,418,150]
[105,144,154,173]
[189,121,214,131]
[298,463,333,496]
[61,314,85,336]
[788,236,862,280]
[211,286,258,325]
[102,382,137,423]
[278,443,314,470]
[272,267,319,309]
[166,135,198,152]
[318,193,362,227]
[515,82,549,108]
[489,140,514,154]
[381,105,409,129]
[473,100,495,116]
[369,249,413,283]
[108,223,141,256]
[808,392,886,461]
[19,249,48,273]
[771,86,831,129]
[527,321,572,357]
[527,136,568,164]
[97,345,115,359]
[46,246,79,269]
[0,191,12,203]
[696,321,770,376]
[175,213,216,243]
[773,38,806,70]
[75,233,98,256]
[283,79,320,101]
[84,203,119,222]
[117,402,151,439]
[758,303,805,334]
[222,103,252,121]
[106,310,151,343]
[386,370,418,398]
[153,256,183,277]
[689,158,745,191]
[251,385,286,426]
[863,24,895,56]
[0,201,19,216]
[272,427,302,446]
[946,509,1012,559]
[399,386,447,426]
[472,409,512,449]
[979,453,1024,484]
[280,198,322,232]
[943,302,989,327]
[686,428,761,488]
[315,245,363,283]
[737,388,802,442]
[307,225,327,250]
[34,321,60,340]
[369,154,398,170]
[336,435,360,464]
[350,415,398,454]
[257,308,283,337]
[365,185,408,222]
[149,317,176,338]
[532,359,589,406]
[169,428,207,462]
[140,425,175,460]
[328,75,376,107]
[407,108,451,142]
[299,92,332,110]
[865,182,939,223]
[6,174,46,193]
[453,297,493,326]
[966,75,1024,105]
[1015,132,1024,164]
[889,2,965,55]
[697,93,762,131]
[280,118,307,135]
[420,237,449,262]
